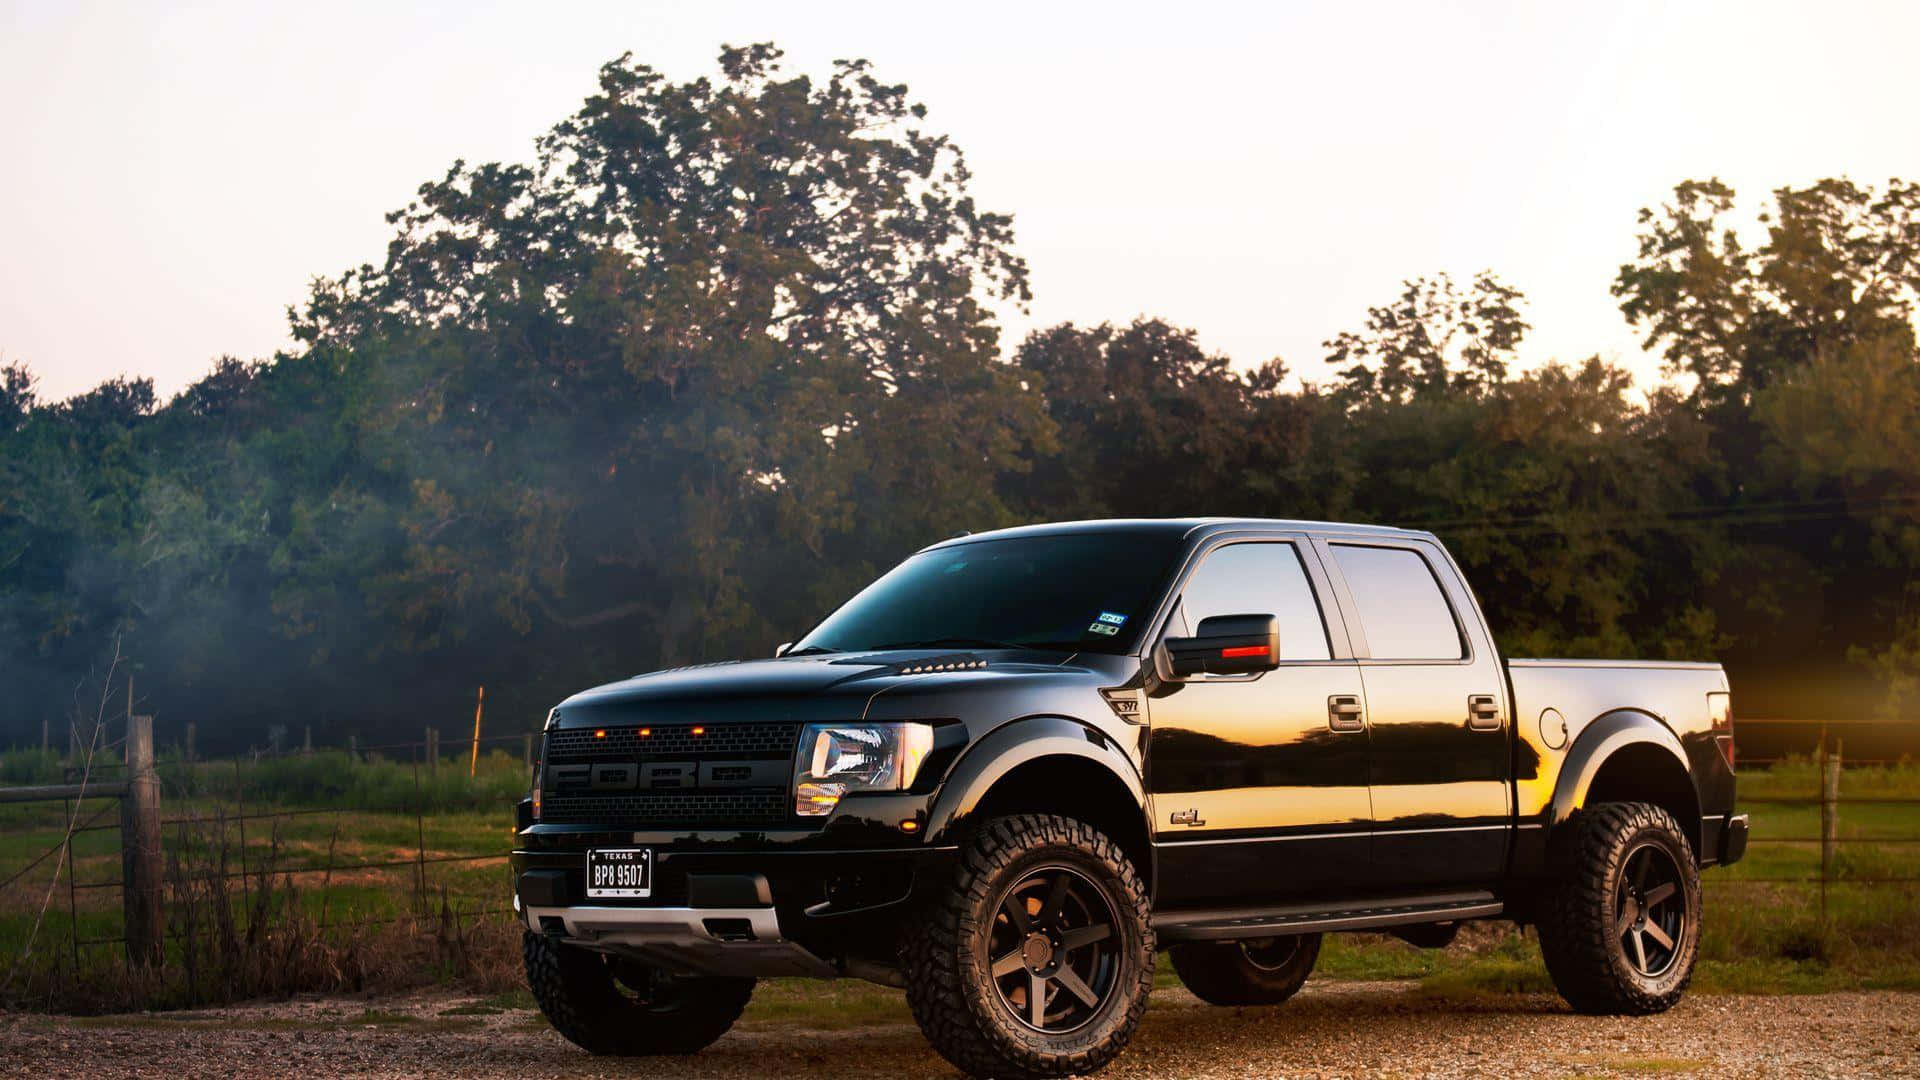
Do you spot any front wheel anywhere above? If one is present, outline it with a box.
[1170,933,1321,1006]
[903,813,1155,1079]
[1536,801,1701,1015]
[523,931,754,1055]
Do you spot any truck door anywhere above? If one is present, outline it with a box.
[1319,538,1511,888]
[1147,537,1373,907]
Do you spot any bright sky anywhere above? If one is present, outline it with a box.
[5,1,1918,403]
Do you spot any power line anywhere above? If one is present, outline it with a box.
[1397,492,1920,537]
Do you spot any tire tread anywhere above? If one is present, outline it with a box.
[1536,801,1699,1016]
[902,813,1155,1079]
[522,931,753,1055]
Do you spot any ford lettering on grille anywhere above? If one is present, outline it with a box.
[539,722,800,827]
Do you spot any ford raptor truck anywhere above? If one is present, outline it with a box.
[510,518,1746,1078]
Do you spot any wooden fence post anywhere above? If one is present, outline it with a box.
[523,732,534,768]
[470,686,485,778]
[184,722,196,762]
[347,734,357,762]
[303,726,312,756]
[426,727,439,773]
[41,717,49,754]
[120,714,163,967]
[411,761,428,913]
[1819,736,1841,924]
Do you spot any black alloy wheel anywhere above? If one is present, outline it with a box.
[1536,801,1701,1016]
[986,865,1122,1032]
[1239,936,1303,973]
[902,813,1155,1078]
[1615,841,1686,977]
[1168,931,1321,1007]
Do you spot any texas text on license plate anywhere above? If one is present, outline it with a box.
[585,848,652,898]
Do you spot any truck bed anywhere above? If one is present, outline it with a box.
[1506,657,1736,861]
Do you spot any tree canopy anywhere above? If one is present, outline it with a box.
[2,48,1917,748]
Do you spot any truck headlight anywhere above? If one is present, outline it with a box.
[793,722,936,817]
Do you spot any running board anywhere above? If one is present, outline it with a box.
[1154,892,1502,942]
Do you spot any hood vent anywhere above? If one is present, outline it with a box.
[631,659,739,679]
[896,655,988,675]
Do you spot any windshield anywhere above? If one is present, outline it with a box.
[793,531,1186,656]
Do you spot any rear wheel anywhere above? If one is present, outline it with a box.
[1536,801,1701,1015]
[903,813,1155,1078]
[1170,933,1321,1006]
[523,931,754,1055]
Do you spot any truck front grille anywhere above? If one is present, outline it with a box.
[538,791,790,827]
[545,722,798,759]
[540,721,800,828]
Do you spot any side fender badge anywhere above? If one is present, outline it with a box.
[1100,688,1145,724]
[1169,808,1206,827]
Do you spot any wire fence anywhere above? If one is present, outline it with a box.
[1,720,528,985]
[1708,724,1919,926]
[5,713,1916,997]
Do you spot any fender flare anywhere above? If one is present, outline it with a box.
[924,714,1148,848]
[1549,708,1701,844]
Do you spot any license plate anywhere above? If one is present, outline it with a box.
[585,848,652,898]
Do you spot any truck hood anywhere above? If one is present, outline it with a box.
[550,649,1126,730]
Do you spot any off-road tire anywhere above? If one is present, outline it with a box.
[902,813,1155,1078]
[522,930,754,1055]
[1536,801,1701,1015]
[1169,933,1321,1006]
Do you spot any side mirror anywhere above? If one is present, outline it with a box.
[1164,614,1280,677]
[774,642,794,658]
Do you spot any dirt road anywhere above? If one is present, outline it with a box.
[4,980,1916,1078]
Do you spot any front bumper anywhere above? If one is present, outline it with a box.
[510,835,956,977]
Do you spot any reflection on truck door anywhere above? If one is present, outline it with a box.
[1149,538,1373,905]
[1323,540,1511,888]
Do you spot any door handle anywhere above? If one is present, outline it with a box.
[1467,694,1502,732]
[1328,694,1365,733]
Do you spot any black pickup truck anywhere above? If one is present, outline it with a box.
[511,518,1746,1078]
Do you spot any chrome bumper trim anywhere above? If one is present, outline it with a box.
[524,903,782,942]
[522,904,835,978]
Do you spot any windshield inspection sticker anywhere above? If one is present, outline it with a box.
[1087,611,1127,636]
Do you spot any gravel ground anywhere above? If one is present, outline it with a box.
[3,980,1916,1079]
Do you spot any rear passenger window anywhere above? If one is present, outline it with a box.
[1330,544,1464,660]
[1178,543,1331,660]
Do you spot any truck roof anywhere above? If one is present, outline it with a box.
[920,517,1435,553]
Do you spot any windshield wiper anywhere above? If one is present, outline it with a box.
[868,637,1028,652]
[781,644,839,656]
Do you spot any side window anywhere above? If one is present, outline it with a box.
[1177,543,1331,661]
[1329,544,1464,660]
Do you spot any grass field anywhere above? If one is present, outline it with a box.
[1,749,1915,1012]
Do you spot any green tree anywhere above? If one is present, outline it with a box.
[290,44,1045,682]
[0,374,156,728]
[1615,178,1920,404]
[1618,177,1920,715]
[1014,319,1258,518]
[1325,271,1529,404]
